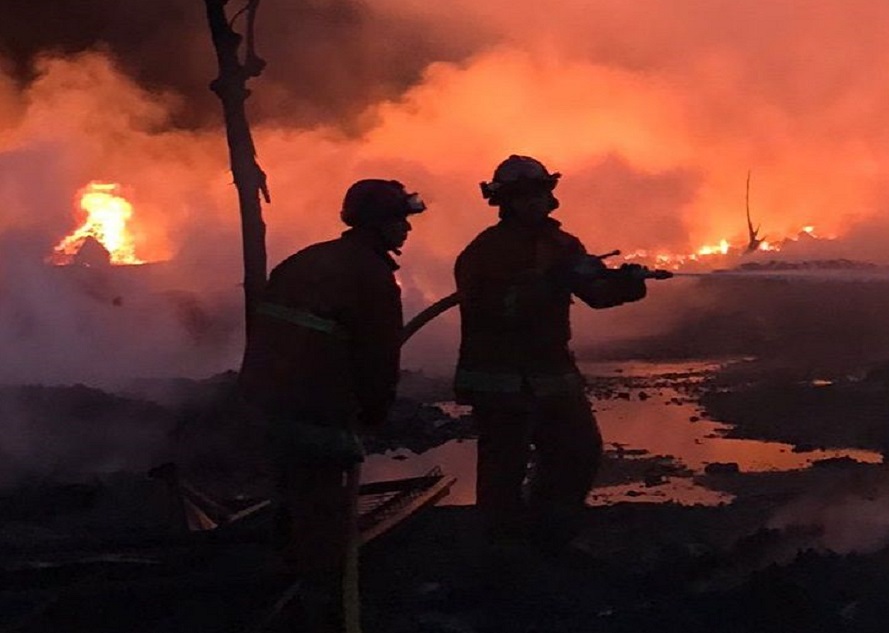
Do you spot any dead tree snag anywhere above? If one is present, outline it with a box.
[204,0,270,347]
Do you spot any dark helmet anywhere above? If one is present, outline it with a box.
[480,155,561,208]
[340,179,426,228]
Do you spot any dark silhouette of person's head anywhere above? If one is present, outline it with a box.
[480,155,561,223]
[341,179,426,252]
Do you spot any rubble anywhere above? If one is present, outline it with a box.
[704,462,741,475]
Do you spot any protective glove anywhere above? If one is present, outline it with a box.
[618,262,648,279]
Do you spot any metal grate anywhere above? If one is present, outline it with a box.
[357,466,445,534]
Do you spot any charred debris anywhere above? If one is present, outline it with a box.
[4,362,889,631]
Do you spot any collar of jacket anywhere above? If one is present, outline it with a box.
[341,227,400,270]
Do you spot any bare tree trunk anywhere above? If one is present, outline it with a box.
[204,0,270,348]
[745,169,763,254]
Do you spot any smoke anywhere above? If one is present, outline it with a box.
[768,474,889,554]
[0,230,242,386]
[0,0,475,130]
[0,383,177,488]
[3,2,889,385]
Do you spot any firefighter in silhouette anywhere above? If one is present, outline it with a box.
[239,179,425,631]
[455,155,648,555]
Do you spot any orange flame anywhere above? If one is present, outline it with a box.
[697,239,730,256]
[625,226,828,270]
[51,182,144,265]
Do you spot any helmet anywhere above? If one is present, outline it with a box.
[340,179,426,228]
[480,155,561,207]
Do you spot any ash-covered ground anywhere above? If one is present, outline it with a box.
[3,261,889,633]
[2,351,889,632]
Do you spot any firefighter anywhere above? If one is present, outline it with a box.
[238,178,425,632]
[455,155,648,556]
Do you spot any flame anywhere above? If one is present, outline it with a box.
[697,239,730,256]
[624,225,830,270]
[51,182,144,265]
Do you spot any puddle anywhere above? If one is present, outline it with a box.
[594,390,881,473]
[588,360,881,472]
[364,359,883,507]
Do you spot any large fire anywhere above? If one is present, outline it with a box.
[50,182,144,266]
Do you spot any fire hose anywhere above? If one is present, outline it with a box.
[401,250,674,345]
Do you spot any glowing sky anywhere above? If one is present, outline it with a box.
[3,0,889,381]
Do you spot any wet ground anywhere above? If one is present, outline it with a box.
[366,359,883,507]
[357,359,889,633]
[3,358,889,632]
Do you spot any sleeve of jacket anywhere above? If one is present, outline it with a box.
[346,264,403,431]
[567,238,647,309]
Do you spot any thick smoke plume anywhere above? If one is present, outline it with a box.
[0,0,473,130]
[4,1,889,386]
